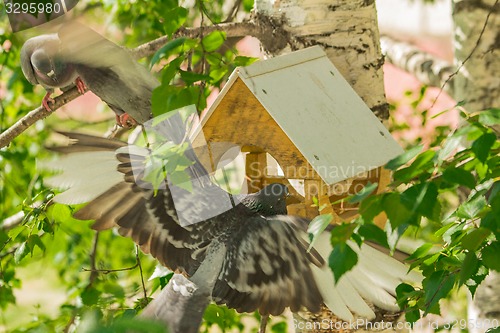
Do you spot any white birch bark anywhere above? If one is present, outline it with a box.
[254,0,389,120]
[452,0,500,110]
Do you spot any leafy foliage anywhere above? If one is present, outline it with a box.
[321,107,499,324]
[1,0,499,331]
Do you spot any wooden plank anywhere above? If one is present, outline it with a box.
[245,152,266,193]
[193,78,323,181]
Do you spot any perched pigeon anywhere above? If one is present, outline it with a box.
[20,34,86,110]
[57,22,159,127]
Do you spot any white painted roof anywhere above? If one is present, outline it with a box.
[203,46,404,185]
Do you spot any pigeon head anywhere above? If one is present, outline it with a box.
[248,183,289,215]
[31,48,76,88]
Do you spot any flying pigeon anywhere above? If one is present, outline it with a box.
[20,34,86,110]
[56,22,159,127]
[41,114,422,325]
[42,130,324,316]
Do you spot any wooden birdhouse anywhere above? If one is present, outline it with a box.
[191,46,403,224]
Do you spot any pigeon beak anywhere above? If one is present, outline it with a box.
[46,69,58,83]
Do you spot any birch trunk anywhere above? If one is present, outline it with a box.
[254,0,389,120]
[452,1,500,331]
[452,0,499,110]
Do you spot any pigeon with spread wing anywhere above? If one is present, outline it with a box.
[42,111,422,329]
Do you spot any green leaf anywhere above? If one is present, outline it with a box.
[307,214,332,251]
[405,308,422,325]
[395,283,416,307]
[385,145,423,170]
[201,31,226,52]
[169,170,193,192]
[461,228,491,251]
[401,182,441,221]
[472,132,496,163]
[438,135,462,161]
[234,56,259,67]
[14,242,30,263]
[271,321,288,333]
[394,150,436,182]
[478,108,500,126]
[459,252,479,286]
[27,234,45,254]
[150,38,187,67]
[330,223,357,245]
[382,193,416,227]
[163,6,188,36]
[406,243,433,261]
[456,195,487,219]
[159,56,185,85]
[359,195,383,221]
[347,182,378,203]
[179,70,211,85]
[328,243,358,282]
[357,224,389,248]
[423,271,457,315]
[149,264,173,281]
[81,287,101,307]
[482,242,500,271]
[442,167,476,189]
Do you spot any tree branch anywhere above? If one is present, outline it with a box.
[0,86,82,148]
[132,18,286,59]
[380,35,456,92]
[0,19,289,149]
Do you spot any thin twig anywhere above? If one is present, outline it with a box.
[0,248,17,260]
[88,231,100,285]
[429,0,498,109]
[135,246,149,303]
[82,262,140,275]
[1,200,44,231]
[223,0,243,23]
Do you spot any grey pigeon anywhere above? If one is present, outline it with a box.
[57,22,159,127]
[20,34,86,110]
[43,124,324,317]
[42,116,422,328]
[239,183,289,216]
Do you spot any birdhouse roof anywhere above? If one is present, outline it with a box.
[199,46,403,185]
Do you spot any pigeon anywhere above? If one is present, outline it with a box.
[56,22,159,127]
[41,114,422,323]
[239,183,289,216]
[42,124,324,317]
[238,182,424,322]
[20,34,86,110]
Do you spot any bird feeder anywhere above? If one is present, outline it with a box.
[191,46,403,225]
